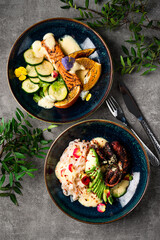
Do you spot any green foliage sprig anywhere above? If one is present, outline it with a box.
[0,108,57,205]
[60,0,160,75]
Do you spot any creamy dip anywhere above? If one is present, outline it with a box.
[43,33,56,49]
[32,40,46,58]
[69,61,85,74]
[38,95,55,109]
[59,35,81,55]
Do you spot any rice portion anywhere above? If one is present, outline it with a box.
[55,139,90,201]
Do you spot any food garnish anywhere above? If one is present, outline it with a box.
[61,56,75,71]
[14,67,27,81]
[73,148,82,158]
[97,203,106,213]
[86,93,92,101]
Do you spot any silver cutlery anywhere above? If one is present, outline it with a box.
[106,96,160,167]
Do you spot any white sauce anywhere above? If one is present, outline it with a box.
[38,95,55,109]
[69,61,85,74]
[43,33,56,50]
[80,90,89,101]
[59,35,81,55]
[32,40,46,58]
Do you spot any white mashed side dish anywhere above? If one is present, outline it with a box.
[55,139,102,207]
[58,35,81,55]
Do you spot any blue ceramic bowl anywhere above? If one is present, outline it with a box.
[44,120,150,224]
[7,18,113,123]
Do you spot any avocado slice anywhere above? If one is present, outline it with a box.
[97,182,105,199]
[85,148,99,172]
[92,178,101,193]
[90,170,101,188]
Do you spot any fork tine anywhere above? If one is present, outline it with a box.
[106,97,115,112]
[110,96,119,109]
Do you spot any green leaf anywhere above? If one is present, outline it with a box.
[131,47,136,57]
[16,172,26,180]
[9,173,13,187]
[110,18,116,25]
[40,140,49,145]
[122,46,129,55]
[13,186,22,195]
[15,111,21,122]
[27,168,37,172]
[61,5,70,9]
[127,57,131,66]
[15,182,23,189]
[2,162,10,172]
[27,114,35,119]
[120,56,125,67]
[10,193,18,205]
[26,172,35,178]
[79,8,84,17]
[85,0,89,8]
[16,108,24,118]
[0,193,11,197]
[24,120,33,128]
[141,70,150,75]
[47,124,58,130]
[0,175,5,188]
[14,152,26,159]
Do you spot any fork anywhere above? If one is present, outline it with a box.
[106,96,160,167]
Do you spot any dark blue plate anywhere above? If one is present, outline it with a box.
[44,120,150,224]
[8,18,113,123]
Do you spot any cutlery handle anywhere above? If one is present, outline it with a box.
[120,118,159,166]
[140,117,160,163]
[130,127,160,167]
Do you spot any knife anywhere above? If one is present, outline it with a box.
[119,80,160,166]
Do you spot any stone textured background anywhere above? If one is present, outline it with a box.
[0,0,160,239]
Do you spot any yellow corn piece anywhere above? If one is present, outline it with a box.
[19,74,26,81]
[86,93,92,101]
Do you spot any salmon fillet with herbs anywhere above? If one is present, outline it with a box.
[41,40,82,91]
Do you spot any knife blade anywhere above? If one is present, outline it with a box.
[119,80,160,166]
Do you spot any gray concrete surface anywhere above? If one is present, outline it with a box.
[0,0,160,239]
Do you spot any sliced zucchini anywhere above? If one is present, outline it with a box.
[29,77,40,84]
[111,180,129,198]
[48,81,68,101]
[38,75,56,83]
[22,79,40,93]
[24,49,44,66]
[35,60,53,77]
[26,65,37,78]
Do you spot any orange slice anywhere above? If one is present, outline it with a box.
[68,48,96,59]
[75,58,101,91]
[54,86,81,108]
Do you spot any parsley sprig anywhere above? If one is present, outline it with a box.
[60,0,160,75]
[0,108,57,205]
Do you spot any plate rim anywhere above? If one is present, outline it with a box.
[44,119,150,224]
[7,17,113,124]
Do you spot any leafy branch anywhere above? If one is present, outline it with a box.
[0,108,57,205]
[60,0,160,75]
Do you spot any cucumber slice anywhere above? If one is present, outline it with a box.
[22,79,40,93]
[24,49,43,66]
[38,75,56,83]
[35,60,53,77]
[48,81,68,101]
[111,180,129,198]
[29,77,40,84]
[26,65,37,78]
